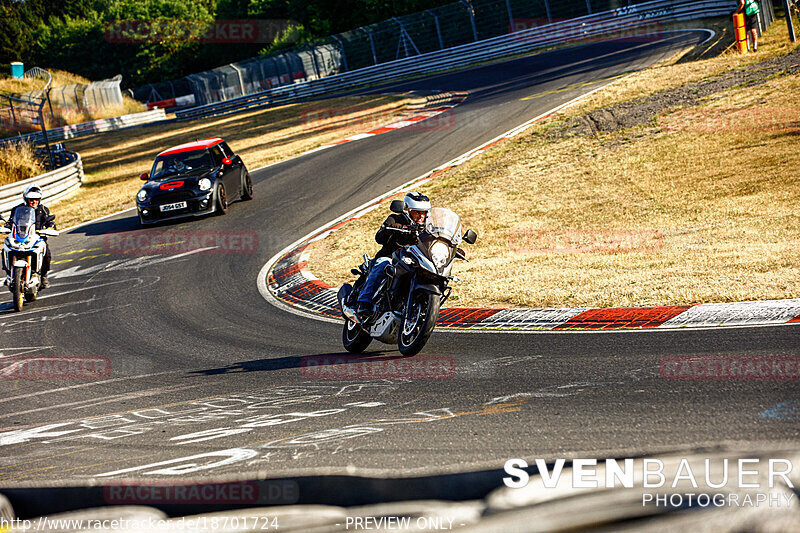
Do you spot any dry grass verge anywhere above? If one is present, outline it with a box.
[0,143,45,186]
[309,25,800,308]
[54,95,412,227]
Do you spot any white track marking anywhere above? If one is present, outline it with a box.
[0,370,183,403]
[0,296,98,316]
[0,346,55,357]
[95,448,258,477]
[32,279,152,301]
[0,384,203,419]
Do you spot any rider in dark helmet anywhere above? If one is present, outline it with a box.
[5,185,56,288]
[355,192,431,321]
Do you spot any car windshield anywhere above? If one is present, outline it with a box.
[12,205,36,235]
[151,149,214,179]
[425,207,462,245]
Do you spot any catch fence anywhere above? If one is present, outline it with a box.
[143,0,751,113]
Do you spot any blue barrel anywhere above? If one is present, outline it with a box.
[10,62,23,79]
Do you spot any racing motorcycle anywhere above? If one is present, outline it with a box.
[0,207,58,311]
[338,201,477,356]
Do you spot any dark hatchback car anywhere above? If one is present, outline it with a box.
[136,138,253,225]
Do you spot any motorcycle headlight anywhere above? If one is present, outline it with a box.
[198,178,212,191]
[137,189,148,202]
[430,240,450,271]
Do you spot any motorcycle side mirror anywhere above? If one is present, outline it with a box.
[463,229,477,244]
[389,200,404,214]
[140,172,150,181]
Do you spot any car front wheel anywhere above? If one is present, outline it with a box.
[242,172,253,200]
[215,183,227,215]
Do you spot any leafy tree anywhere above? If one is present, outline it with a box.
[2,0,468,88]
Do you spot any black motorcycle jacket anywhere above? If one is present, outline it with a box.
[5,203,57,231]
[375,213,417,259]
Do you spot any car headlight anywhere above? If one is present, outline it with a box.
[137,189,148,202]
[198,178,212,191]
[430,240,450,271]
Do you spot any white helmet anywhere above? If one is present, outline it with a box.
[403,192,430,214]
[23,185,43,202]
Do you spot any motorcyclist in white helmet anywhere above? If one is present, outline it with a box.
[355,192,431,320]
[4,185,56,288]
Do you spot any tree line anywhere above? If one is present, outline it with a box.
[0,0,452,88]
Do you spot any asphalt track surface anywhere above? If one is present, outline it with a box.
[0,31,797,489]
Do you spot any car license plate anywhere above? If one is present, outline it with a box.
[160,201,187,212]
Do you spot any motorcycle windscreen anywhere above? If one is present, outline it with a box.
[12,206,36,241]
[425,207,462,245]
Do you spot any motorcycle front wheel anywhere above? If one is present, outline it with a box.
[342,317,372,353]
[11,268,23,312]
[398,292,441,356]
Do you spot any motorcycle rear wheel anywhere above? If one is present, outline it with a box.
[398,292,440,356]
[343,317,372,353]
[11,268,23,312]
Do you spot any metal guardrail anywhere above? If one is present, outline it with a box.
[0,109,166,146]
[177,0,737,121]
[0,152,83,217]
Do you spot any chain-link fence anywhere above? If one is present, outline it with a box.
[136,0,715,108]
[47,75,123,111]
[0,67,111,169]
[0,94,55,169]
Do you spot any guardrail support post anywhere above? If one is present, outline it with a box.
[39,109,55,170]
[362,28,379,65]
[461,1,478,41]
[585,0,593,15]
[8,98,16,126]
[229,63,246,96]
[331,35,349,72]
[307,46,322,79]
[393,17,420,58]
[45,88,54,122]
[426,10,444,49]
[783,0,797,41]
[505,0,514,31]
[544,0,552,23]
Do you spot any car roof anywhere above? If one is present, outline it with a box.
[157,138,224,157]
